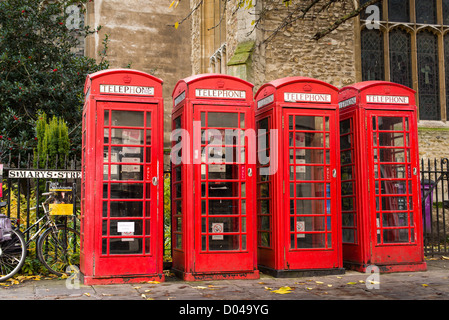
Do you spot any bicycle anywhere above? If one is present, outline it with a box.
[0,192,80,282]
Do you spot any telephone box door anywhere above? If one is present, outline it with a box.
[95,101,160,276]
[193,106,255,273]
[367,110,423,263]
[283,108,340,269]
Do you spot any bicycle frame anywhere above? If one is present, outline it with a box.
[22,193,59,247]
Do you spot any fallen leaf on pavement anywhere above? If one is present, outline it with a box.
[271,286,293,294]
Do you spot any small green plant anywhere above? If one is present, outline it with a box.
[34,112,70,168]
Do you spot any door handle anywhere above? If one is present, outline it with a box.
[152,176,158,186]
[248,168,253,177]
[332,169,337,178]
[413,167,417,176]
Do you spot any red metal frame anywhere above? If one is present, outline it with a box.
[254,77,344,277]
[81,69,165,284]
[338,81,426,273]
[171,74,259,281]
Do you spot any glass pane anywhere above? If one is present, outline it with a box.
[382,212,409,227]
[110,201,143,217]
[389,29,412,88]
[417,31,440,120]
[444,0,449,25]
[381,196,409,210]
[416,0,436,24]
[295,233,326,249]
[207,112,239,128]
[296,183,325,198]
[208,164,239,180]
[378,117,404,131]
[208,199,239,215]
[383,229,410,243]
[208,235,240,250]
[110,165,143,181]
[388,0,409,22]
[361,29,384,81]
[378,132,405,147]
[294,166,324,181]
[111,129,144,145]
[343,229,356,243]
[104,110,109,126]
[146,112,152,127]
[379,164,406,179]
[208,182,240,197]
[294,116,323,131]
[109,220,143,236]
[209,217,240,232]
[342,197,355,211]
[110,183,143,199]
[296,199,325,214]
[445,34,449,120]
[111,146,144,162]
[379,148,405,162]
[111,111,144,127]
[109,238,142,255]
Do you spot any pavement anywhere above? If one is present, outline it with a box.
[1,258,448,317]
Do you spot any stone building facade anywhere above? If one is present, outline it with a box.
[84,0,192,154]
[81,0,449,162]
[190,0,449,162]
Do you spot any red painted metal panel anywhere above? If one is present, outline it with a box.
[171,74,259,281]
[81,69,164,284]
[338,81,426,273]
[255,77,344,277]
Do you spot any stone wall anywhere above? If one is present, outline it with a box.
[418,128,449,163]
[189,0,449,162]
[251,1,357,90]
[85,0,192,154]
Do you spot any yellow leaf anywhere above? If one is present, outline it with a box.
[144,289,151,293]
[327,284,333,287]
[306,287,313,290]
[271,286,293,294]
[147,281,160,284]
[315,281,324,284]
[84,293,91,297]
[141,294,146,299]
[193,286,208,289]
[133,286,141,289]
[422,284,428,287]
[169,1,176,8]
[174,22,179,29]
[175,1,179,8]
[264,286,272,291]
[347,282,357,285]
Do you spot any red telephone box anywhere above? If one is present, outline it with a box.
[80,69,165,284]
[171,74,259,281]
[338,81,426,272]
[254,77,344,277]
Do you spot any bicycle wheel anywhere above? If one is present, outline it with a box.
[37,225,80,276]
[0,229,27,282]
